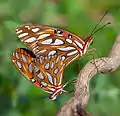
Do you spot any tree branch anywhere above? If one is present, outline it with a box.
[57,34,120,116]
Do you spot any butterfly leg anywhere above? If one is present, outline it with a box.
[86,49,99,72]
[87,48,99,57]
[63,78,76,88]
[87,48,107,69]
[77,55,88,72]
[78,56,81,72]
[62,89,74,94]
[62,79,76,94]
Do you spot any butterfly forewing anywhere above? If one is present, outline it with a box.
[16,24,85,67]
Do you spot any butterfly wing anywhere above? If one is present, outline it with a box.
[33,54,65,93]
[16,24,85,67]
[11,48,36,80]
[11,48,65,94]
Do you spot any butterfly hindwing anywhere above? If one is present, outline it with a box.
[11,48,65,94]
[11,48,36,80]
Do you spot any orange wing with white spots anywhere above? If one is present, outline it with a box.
[11,48,36,81]
[11,48,65,95]
[16,24,85,67]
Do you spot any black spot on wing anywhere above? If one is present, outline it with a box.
[20,48,36,58]
[68,34,72,38]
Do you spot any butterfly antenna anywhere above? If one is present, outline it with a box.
[91,22,111,36]
[90,11,108,36]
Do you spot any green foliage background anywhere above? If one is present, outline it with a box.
[0,0,120,116]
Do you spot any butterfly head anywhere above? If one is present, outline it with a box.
[82,36,93,55]
[86,36,94,47]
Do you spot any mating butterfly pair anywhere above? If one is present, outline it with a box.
[11,24,93,100]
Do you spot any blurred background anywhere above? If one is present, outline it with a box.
[0,0,120,116]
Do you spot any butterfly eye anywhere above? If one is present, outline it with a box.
[68,34,72,38]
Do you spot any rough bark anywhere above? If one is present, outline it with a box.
[57,34,120,116]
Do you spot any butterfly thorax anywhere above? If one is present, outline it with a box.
[82,36,93,55]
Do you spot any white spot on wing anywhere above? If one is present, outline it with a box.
[46,72,53,84]
[32,28,40,32]
[45,63,50,69]
[54,68,58,74]
[24,37,36,43]
[39,49,47,54]
[37,72,44,79]
[31,78,36,82]
[16,30,22,34]
[51,62,54,68]
[48,50,56,56]
[18,33,28,38]
[22,54,27,63]
[29,63,32,73]
[38,34,50,40]
[16,52,19,59]
[66,38,72,43]
[39,57,42,64]
[62,56,65,61]
[56,56,59,63]
[57,30,61,34]
[67,50,78,56]
[74,40,83,49]
[41,82,47,86]
[58,47,75,51]
[54,78,57,85]
[52,39,64,45]
[17,61,22,68]
[42,38,52,44]
[34,66,39,72]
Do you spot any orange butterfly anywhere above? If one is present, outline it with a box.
[11,24,94,100]
[16,25,93,67]
[11,15,109,100]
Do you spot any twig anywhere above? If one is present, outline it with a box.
[57,34,120,116]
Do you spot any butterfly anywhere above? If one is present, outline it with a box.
[11,48,72,100]
[16,24,93,67]
[11,24,94,100]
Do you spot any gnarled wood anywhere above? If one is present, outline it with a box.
[57,35,120,116]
